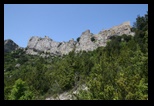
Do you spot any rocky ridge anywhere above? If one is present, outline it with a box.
[4,39,19,53]
[25,21,134,56]
[45,84,88,100]
[4,21,135,56]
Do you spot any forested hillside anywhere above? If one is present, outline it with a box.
[4,12,148,100]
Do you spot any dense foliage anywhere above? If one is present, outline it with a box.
[77,37,80,42]
[4,12,148,100]
[8,78,33,100]
[91,36,96,42]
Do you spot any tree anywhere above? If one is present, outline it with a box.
[121,34,132,42]
[77,37,80,42]
[4,86,12,100]
[9,78,33,100]
[4,12,148,100]
[91,37,95,42]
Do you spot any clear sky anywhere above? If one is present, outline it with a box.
[4,4,148,47]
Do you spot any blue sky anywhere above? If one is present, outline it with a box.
[4,4,148,47]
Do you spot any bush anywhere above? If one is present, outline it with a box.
[91,37,95,42]
[77,37,80,42]
[9,78,34,100]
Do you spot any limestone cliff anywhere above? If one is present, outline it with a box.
[23,21,135,55]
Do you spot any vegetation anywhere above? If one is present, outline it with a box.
[91,36,96,42]
[77,37,80,42]
[4,12,148,100]
[8,78,33,100]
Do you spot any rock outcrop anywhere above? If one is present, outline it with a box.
[26,36,60,55]
[92,21,135,48]
[25,21,135,55]
[4,39,19,53]
[75,30,97,52]
[45,84,88,100]
[26,36,77,56]
[58,39,76,55]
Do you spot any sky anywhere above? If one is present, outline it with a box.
[4,4,148,47]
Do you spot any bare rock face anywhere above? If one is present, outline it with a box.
[4,39,19,53]
[75,30,97,52]
[26,21,135,56]
[75,21,134,52]
[27,36,40,49]
[26,36,59,55]
[45,84,88,100]
[98,21,134,40]
[26,36,77,56]
[93,21,134,48]
[58,39,76,55]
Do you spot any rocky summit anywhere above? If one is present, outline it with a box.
[4,39,19,53]
[26,36,77,56]
[25,21,134,56]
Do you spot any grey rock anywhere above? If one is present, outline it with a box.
[4,39,19,53]
[40,53,50,58]
[93,21,134,47]
[45,84,88,100]
[15,63,20,68]
[75,30,97,52]
[26,49,38,55]
[58,39,76,55]
[27,36,40,49]
[26,36,59,55]
[26,36,77,56]
[25,21,135,56]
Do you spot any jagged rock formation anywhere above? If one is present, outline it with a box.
[26,36,60,55]
[92,21,135,48]
[75,30,98,52]
[26,36,77,56]
[25,21,134,55]
[58,39,77,55]
[4,39,19,53]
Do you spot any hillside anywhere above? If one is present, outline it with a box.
[4,39,19,53]
[4,12,148,100]
[25,21,134,56]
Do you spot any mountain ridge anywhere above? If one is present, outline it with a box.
[4,39,19,53]
[4,21,135,55]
